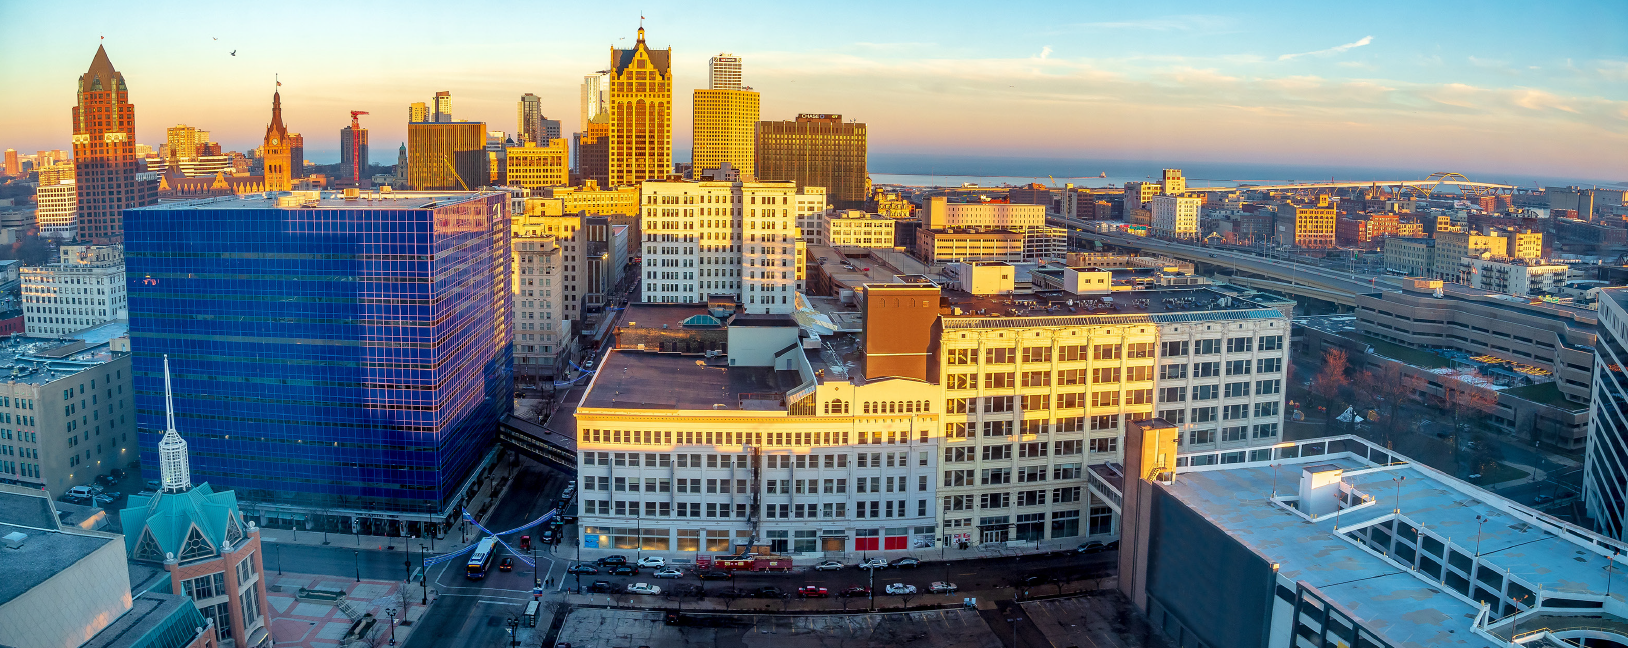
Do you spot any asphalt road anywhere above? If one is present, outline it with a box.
[404,457,576,648]
[266,540,424,583]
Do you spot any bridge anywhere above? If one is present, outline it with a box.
[1179,172,1516,196]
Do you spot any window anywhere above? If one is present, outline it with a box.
[1161,340,1188,356]
[1222,425,1248,441]
[946,398,970,414]
[1092,367,1121,384]
[1257,357,1283,374]
[1160,363,1188,380]
[1089,414,1119,431]
[1053,463,1082,480]
[1256,379,1282,395]
[1053,486,1082,503]
[945,470,975,487]
[182,572,227,601]
[1193,406,1218,423]
[1127,342,1155,359]
[983,420,1013,437]
[1159,386,1186,403]
[1022,371,1051,387]
[1223,404,1249,420]
[1252,422,1280,439]
[1092,344,1121,360]
[944,495,974,511]
[1188,428,1215,444]
[1226,337,1253,353]
[1225,360,1252,376]
[981,468,1011,485]
[1126,389,1153,405]
[947,374,975,390]
[946,349,974,365]
[1017,490,1046,506]
[1254,401,1280,418]
[1259,335,1284,351]
[1091,391,1120,407]
[1224,382,1250,398]
[1057,392,1086,409]
[982,444,1012,461]
[985,372,1015,389]
[1059,345,1089,361]
[1195,339,1221,355]
[1125,365,1154,382]
[1022,346,1052,363]
[1195,361,1220,377]
[1193,384,1218,400]
[1021,419,1049,435]
[1088,506,1113,535]
[1019,442,1048,458]
[946,447,975,462]
[1054,440,1082,455]
[985,396,1014,413]
[1021,394,1050,411]
[980,492,1011,508]
[1057,369,1087,385]
[1089,437,1118,453]
[986,348,1016,364]
[945,422,969,439]
[1017,465,1047,482]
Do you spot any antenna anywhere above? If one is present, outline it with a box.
[164,355,175,432]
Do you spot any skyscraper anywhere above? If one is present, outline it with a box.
[72,45,152,244]
[693,53,759,180]
[407,121,487,190]
[408,102,429,124]
[287,132,305,178]
[755,114,868,209]
[606,27,672,185]
[340,123,369,182]
[125,191,513,528]
[261,89,293,192]
[432,91,452,122]
[517,93,544,144]
[1588,288,1628,539]
[708,53,742,91]
[165,124,210,169]
[2,149,16,177]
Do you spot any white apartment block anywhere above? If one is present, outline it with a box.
[513,235,568,385]
[23,245,127,336]
[1463,257,1571,296]
[922,197,1046,231]
[640,180,807,313]
[1151,194,1202,239]
[821,210,896,248]
[36,180,77,240]
[793,186,828,243]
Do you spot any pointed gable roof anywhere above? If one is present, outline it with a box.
[264,90,289,144]
[611,28,670,77]
[119,483,248,564]
[80,45,123,92]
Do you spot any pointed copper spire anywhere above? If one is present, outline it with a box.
[81,44,122,90]
[265,86,289,143]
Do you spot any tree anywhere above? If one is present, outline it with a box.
[1440,371,1499,474]
[897,589,917,610]
[1310,349,1351,427]
[1357,362,1423,447]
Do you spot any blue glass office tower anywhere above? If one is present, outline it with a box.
[124,192,512,529]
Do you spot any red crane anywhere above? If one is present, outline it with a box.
[348,111,369,184]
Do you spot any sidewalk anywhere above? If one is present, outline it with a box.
[265,571,428,648]
[549,576,1118,615]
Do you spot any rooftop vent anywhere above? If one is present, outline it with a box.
[3,531,26,549]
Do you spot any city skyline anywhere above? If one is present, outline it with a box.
[0,1,1624,183]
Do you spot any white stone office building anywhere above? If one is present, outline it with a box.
[512,235,568,385]
[22,245,126,336]
[639,180,819,313]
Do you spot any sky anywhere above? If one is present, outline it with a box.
[1,0,1624,184]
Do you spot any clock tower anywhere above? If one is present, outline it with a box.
[262,88,292,191]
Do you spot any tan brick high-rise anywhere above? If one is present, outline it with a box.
[72,45,151,244]
[755,114,868,209]
[607,27,672,185]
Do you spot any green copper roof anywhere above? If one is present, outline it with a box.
[119,483,248,564]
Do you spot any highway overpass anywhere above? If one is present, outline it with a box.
[1069,229,1385,306]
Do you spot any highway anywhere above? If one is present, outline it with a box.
[1072,229,1389,297]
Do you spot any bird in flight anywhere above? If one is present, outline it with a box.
[213,37,218,40]
[230,50,237,56]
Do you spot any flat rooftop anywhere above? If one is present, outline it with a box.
[128,190,498,211]
[0,521,114,606]
[0,333,125,385]
[582,350,799,410]
[83,592,199,648]
[1166,439,1628,646]
[940,286,1285,324]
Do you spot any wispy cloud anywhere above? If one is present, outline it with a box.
[1038,46,1053,60]
[1279,36,1373,61]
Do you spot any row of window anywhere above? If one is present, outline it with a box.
[581,451,923,470]
[1159,380,1282,401]
[943,464,1083,486]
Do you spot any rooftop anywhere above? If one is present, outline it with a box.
[0,518,115,607]
[940,286,1285,325]
[0,328,127,385]
[582,350,801,410]
[82,592,206,648]
[1167,435,1628,646]
[128,190,497,211]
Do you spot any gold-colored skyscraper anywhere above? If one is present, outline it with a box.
[755,114,868,209]
[407,121,487,190]
[606,26,672,185]
[692,53,759,179]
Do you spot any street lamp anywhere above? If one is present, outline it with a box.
[506,616,521,647]
[274,543,282,575]
[385,608,397,646]
[421,544,429,605]
[353,550,361,583]
[1005,616,1022,648]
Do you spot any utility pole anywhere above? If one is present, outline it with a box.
[421,544,429,605]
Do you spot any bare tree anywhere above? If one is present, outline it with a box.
[897,589,917,610]
[1311,349,1350,427]
[1440,372,1500,473]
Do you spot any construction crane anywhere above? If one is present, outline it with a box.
[348,111,369,184]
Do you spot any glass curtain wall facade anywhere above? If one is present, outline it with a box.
[123,193,513,517]
[1587,289,1628,538]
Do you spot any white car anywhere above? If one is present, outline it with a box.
[884,583,917,595]
[626,582,661,595]
[636,556,666,568]
[930,582,958,594]
[858,558,889,570]
[653,568,683,579]
[813,560,844,571]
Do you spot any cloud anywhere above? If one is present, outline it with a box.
[1279,36,1373,61]
[1038,46,1053,60]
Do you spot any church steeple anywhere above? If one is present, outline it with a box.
[158,355,192,494]
[262,81,293,191]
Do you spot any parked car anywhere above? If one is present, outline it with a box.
[813,560,844,571]
[586,580,614,593]
[1017,575,1047,588]
[597,555,628,566]
[626,582,661,595]
[566,564,599,575]
[858,558,889,570]
[96,474,117,486]
[697,570,733,581]
[1535,494,1556,504]
[890,557,922,568]
[753,586,785,599]
[540,530,555,545]
[66,485,94,499]
[637,556,666,568]
[839,586,871,597]
[713,588,748,599]
[653,568,683,579]
[109,468,125,480]
[884,583,917,595]
[499,558,514,572]
[930,582,958,594]
[1077,541,1109,554]
[609,565,639,576]
[797,586,829,598]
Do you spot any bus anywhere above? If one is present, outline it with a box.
[466,537,499,580]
